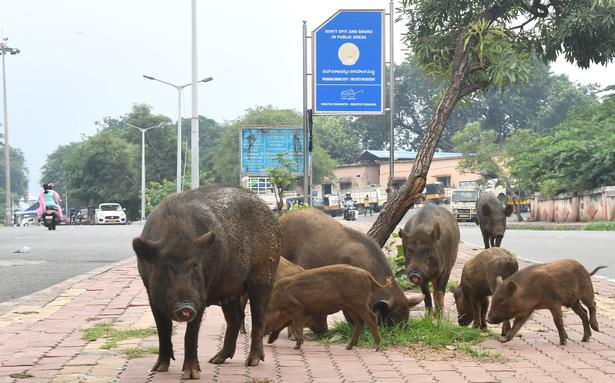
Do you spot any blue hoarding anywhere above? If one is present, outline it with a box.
[240,127,304,176]
[313,10,384,115]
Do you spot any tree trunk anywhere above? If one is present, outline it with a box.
[367,33,488,247]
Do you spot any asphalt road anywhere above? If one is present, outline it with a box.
[0,224,142,303]
[349,209,615,280]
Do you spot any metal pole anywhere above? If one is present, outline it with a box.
[388,1,395,190]
[176,87,182,192]
[1,50,10,225]
[141,129,146,221]
[190,0,199,189]
[302,21,309,203]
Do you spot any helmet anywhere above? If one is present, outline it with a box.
[47,183,55,189]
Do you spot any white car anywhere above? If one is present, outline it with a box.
[95,203,127,225]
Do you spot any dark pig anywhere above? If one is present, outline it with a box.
[133,186,280,379]
[486,260,606,345]
[399,204,460,313]
[451,248,518,334]
[281,209,424,332]
[476,193,513,248]
[265,264,390,351]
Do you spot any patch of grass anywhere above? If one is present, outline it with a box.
[83,323,157,349]
[447,280,460,290]
[123,346,159,359]
[320,315,497,359]
[584,222,615,231]
[507,224,577,231]
[245,379,274,383]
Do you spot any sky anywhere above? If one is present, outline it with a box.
[0,0,613,197]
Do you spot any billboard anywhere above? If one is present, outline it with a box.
[240,126,304,176]
[313,10,384,115]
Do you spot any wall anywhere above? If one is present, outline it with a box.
[531,186,615,222]
[377,157,481,187]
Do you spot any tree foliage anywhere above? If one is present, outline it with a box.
[266,153,297,213]
[506,94,615,197]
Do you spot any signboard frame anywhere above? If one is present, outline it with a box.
[312,9,385,116]
[239,126,305,177]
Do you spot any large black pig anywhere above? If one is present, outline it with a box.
[399,204,459,313]
[133,186,280,379]
[476,193,513,248]
[281,209,423,333]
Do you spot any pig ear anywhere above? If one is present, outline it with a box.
[431,223,441,241]
[194,231,216,248]
[132,237,161,263]
[506,280,518,294]
[496,276,504,287]
[398,228,406,240]
[504,204,514,217]
[372,300,391,317]
[407,294,424,307]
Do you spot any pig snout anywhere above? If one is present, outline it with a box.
[407,271,424,286]
[174,302,197,322]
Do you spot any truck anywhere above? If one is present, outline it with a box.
[424,182,447,205]
[450,189,480,222]
[348,187,388,213]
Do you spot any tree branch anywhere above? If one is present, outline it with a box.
[459,80,490,99]
[509,15,538,30]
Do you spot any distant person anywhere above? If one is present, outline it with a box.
[37,183,64,221]
[363,195,373,216]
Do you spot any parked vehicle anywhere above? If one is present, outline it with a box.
[424,182,448,205]
[95,203,127,225]
[13,202,40,227]
[450,189,480,222]
[323,193,341,217]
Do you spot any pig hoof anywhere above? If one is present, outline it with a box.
[345,344,353,350]
[151,360,170,372]
[582,336,590,342]
[181,369,200,380]
[559,339,567,346]
[499,336,511,343]
[208,354,227,364]
[293,343,302,350]
[245,355,262,366]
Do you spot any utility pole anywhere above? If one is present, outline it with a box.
[1,34,20,226]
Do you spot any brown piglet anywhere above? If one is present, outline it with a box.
[265,264,397,351]
[486,259,606,345]
[451,248,518,335]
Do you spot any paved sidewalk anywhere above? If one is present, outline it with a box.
[1,229,615,382]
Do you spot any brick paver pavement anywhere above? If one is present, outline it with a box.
[1,222,615,382]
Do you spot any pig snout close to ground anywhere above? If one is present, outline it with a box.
[476,193,514,248]
[486,259,606,346]
[280,209,424,333]
[451,247,518,335]
[133,186,281,380]
[399,204,460,314]
[265,264,392,351]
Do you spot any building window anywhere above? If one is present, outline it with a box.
[247,177,273,194]
[340,182,352,190]
[436,176,451,188]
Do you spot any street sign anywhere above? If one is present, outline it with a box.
[313,10,384,115]
[240,126,304,176]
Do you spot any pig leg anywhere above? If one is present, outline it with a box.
[245,278,274,366]
[292,316,306,350]
[470,299,482,329]
[500,314,529,343]
[182,307,205,379]
[549,306,568,345]
[479,297,489,329]
[346,312,365,350]
[239,295,248,334]
[151,305,175,372]
[570,301,591,342]
[307,315,329,337]
[421,284,433,312]
[209,298,243,364]
[582,297,599,332]
[481,230,490,249]
[362,310,382,351]
[433,277,449,315]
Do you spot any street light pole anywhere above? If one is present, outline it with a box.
[142,75,213,193]
[1,35,20,226]
[191,0,199,190]
[126,122,162,221]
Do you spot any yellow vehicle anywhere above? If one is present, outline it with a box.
[424,182,447,205]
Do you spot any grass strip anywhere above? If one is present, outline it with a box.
[83,323,157,349]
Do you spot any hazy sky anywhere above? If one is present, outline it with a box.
[1,0,612,196]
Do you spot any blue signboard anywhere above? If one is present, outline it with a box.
[313,10,384,115]
[240,127,304,176]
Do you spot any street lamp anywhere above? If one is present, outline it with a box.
[142,75,213,193]
[1,35,20,226]
[126,122,163,221]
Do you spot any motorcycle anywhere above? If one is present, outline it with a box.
[342,200,358,221]
[42,209,58,230]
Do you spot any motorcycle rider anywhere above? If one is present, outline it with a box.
[37,183,64,223]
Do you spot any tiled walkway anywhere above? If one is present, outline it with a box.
[1,223,614,382]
